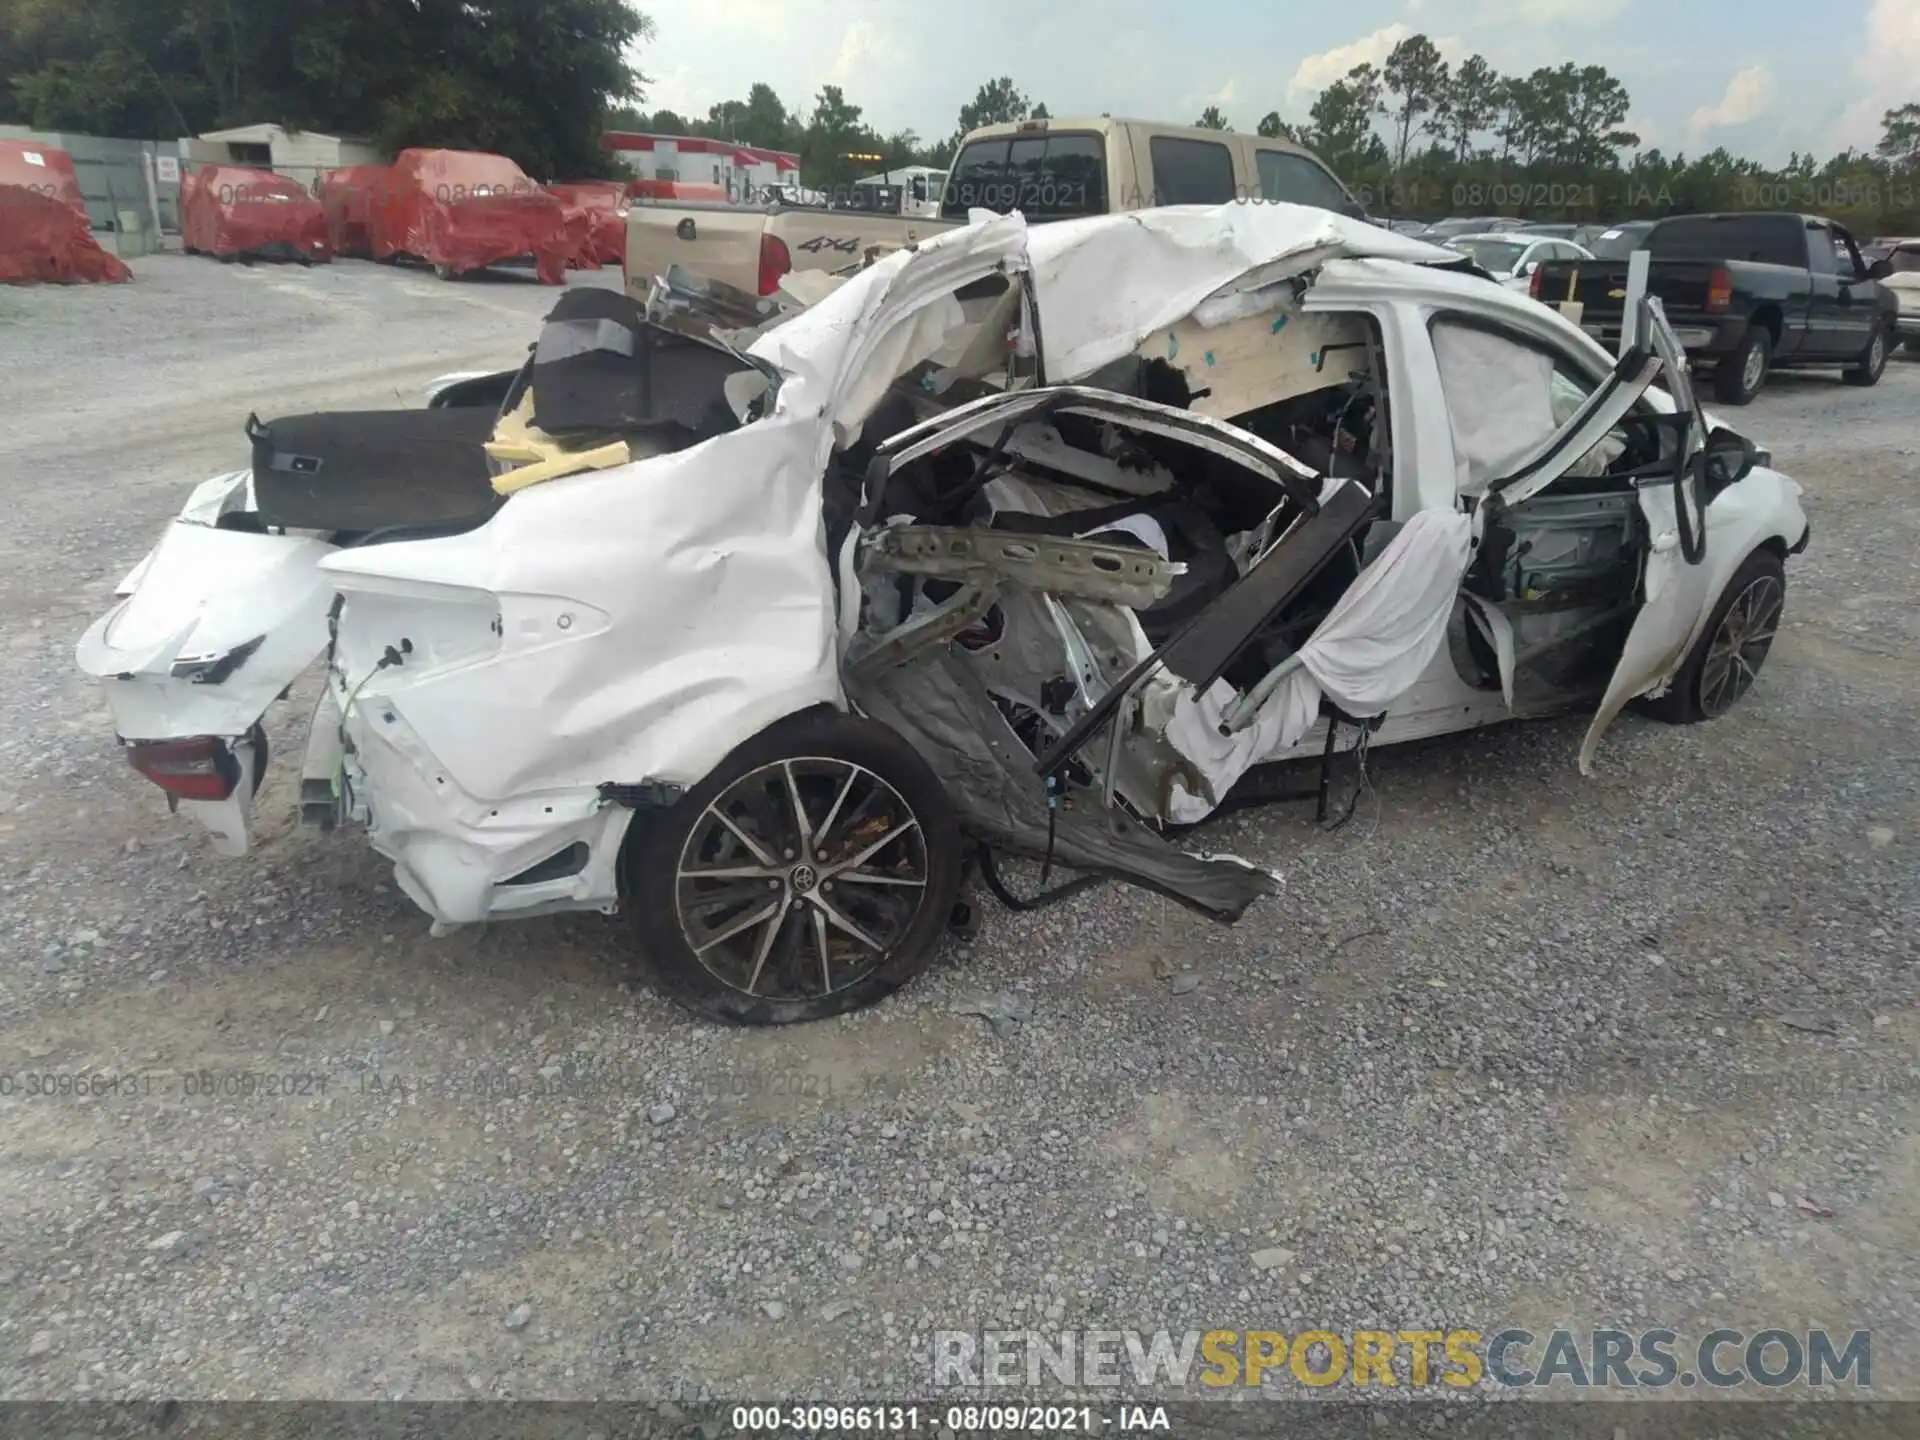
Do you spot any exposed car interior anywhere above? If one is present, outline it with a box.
[225,262,1703,837]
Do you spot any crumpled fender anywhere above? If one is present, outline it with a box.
[77,521,335,740]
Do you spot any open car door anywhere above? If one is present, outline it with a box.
[1579,298,1715,771]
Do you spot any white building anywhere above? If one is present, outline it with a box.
[602,131,800,202]
[183,124,386,184]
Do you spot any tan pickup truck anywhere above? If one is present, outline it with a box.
[622,115,1365,301]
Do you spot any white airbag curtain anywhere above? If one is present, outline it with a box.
[1431,322,1557,494]
[1163,509,1474,822]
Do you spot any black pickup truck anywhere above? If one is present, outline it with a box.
[1530,211,1901,404]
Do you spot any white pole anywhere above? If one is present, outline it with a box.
[143,146,164,247]
[1621,248,1651,356]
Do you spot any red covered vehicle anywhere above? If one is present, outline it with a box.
[0,140,132,285]
[549,180,629,268]
[316,164,392,259]
[182,164,331,264]
[370,148,571,284]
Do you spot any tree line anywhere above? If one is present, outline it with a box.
[3,2,1916,232]
[0,0,649,180]
[638,50,1920,234]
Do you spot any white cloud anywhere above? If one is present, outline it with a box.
[826,19,913,93]
[1504,0,1630,23]
[1287,24,1467,98]
[1687,66,1775,143]
[1288,24,1411,96]
[1835,0,1920,152]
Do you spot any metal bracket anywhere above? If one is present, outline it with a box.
[598,779,685,809]
[863,525,1176,610]
[847,581,1001,679]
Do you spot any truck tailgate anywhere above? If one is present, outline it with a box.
[624,204,768,300]
[1534,259,1724,317]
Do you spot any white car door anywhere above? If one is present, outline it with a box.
[1426,298,1713,742]
[1578,304,1717,771]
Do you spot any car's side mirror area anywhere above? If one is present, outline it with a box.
[1519,259,1540,277]
[1701,426,1759,496]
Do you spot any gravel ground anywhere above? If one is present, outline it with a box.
[0,254,1915,1407]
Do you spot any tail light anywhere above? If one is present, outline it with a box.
[127,736,240,802]
[1529,264,1545,300]
[1706,267,1733,312]
[758,233,791,296]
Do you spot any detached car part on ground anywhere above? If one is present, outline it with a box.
[78,204,1809,1025]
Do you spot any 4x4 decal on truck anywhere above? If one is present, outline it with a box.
[796,235,863,255]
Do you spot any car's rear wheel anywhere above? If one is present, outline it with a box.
[1712,326,1771,405]
[1844,324,1889,386]
[1641,548,1785,725]
[624,709,962,1025]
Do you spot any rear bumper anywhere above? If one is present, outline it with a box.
[336,687,631,925]
[1580,316,1740,355]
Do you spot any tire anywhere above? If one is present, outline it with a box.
[1640,548,1786,725]
[433,263,459,281]
[1843,324,1889,386]
[623,709,962,1025]
[1712,326,1771,405]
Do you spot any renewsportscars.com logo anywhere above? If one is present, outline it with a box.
[932,1327,1872,1390]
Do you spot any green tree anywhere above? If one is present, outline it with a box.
[1256,110,1296,141]
[1305,63,1387,176]
[950,75,1030,150]
[1195,105,1230,131]
[1030,101,1050,120]
[802,84,879,186]
[1436,54,1500,164]
[0,0,653,179]
[1878,103,1920,165]
[1382,33,1449,171]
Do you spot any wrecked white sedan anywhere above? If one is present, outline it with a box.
[78,204,1809,1024]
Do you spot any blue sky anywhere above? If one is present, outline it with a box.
[634,0,1916,164]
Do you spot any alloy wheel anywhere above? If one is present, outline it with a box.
[1699,574,1783,716]
[1741,342,1766,395]
[673,758,931,1001]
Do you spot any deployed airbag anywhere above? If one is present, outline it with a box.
[1162,508,1474,822]
[1432,323,1556,493]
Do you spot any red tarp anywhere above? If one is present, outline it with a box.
[317,164,392,258]
[182,164,331,263]
[370,149,570,284]
[549,181,628,268]
[0,140,132,285]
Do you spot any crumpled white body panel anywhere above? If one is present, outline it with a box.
[321,408,843,804]
[74,200,1811,923]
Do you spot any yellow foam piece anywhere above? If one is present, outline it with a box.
[485,389,632,495]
